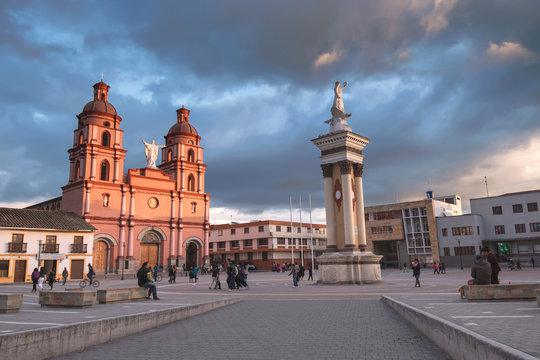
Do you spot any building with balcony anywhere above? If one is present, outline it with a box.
[209,220,327,270]
[0,207,95,283]
[437,190,540,266]
[365,194,462,267]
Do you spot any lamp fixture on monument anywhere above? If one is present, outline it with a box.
[311,81,382,284]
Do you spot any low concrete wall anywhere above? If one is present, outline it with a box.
[39,290,97,307]
[0,293,23,313]
[382,296,537,360]
[97,287,147,304]
[459,284,540,300]
[536,289,540,307]
[0,297,241,360]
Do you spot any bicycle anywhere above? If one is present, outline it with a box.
[79,278,100,288]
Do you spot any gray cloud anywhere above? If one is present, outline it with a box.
[0,0,539,216]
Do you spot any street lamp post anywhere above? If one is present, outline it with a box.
[121,242,126,280]
[457,238,464,270]
[37,239,42,270]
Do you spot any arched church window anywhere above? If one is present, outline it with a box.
[191,202,197,214]
[102,131,111,147]
[187,149,195,162]
[74,160,81,180]
[78,132,84,145]
[187,174,195,192]
[167,149,172,162]
[100,160,110,181]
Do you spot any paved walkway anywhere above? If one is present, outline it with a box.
[389,293,540,358]
[56,299,450,360]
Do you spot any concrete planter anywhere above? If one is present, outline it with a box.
[0,293,23,313]
[97,287,147,304]
[39,290,96,307]
[459,283,540,300]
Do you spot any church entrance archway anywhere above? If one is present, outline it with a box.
[93,240,109,273]
[139,230,163,266]
[185,241,200,270]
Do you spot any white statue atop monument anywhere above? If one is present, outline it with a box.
[325,81,352,133]
[142,139,164,169]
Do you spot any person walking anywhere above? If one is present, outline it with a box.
[61,267,69,285]
[411,259,421,287]
[37,274,44,292]
[432,262,439,275]
[152,265,159,281]
[211,264,221,290]
[47,269,56,290]
[289,263,300,287]
[226,262,237,291]
[137,262,159,300]
[87,264,95,285]
[31,268,40,293]
[190,265,199,284]
[531,257,535,269]
[481,247,501,284]
[470,255,492,285]
[307,266,313,281]
[440,262,446,274]
[168,265,175,284]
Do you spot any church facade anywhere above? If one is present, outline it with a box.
[32,81,210,274]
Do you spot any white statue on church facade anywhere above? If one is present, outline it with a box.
[142,139,164,169]
[325,81,352,133]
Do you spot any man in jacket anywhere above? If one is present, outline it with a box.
[471,255,492,285]
[137,262,159,300]
[481,247,501,284]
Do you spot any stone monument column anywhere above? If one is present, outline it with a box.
[321,164,337,251]
[353,163,368,251]
[339,160,357,249]
[311,80,382,284]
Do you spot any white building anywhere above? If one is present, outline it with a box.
[0,208,95,283]
[437,190,540,266]
[210,220,327,270]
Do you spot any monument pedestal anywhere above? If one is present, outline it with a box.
[317,251,382,284]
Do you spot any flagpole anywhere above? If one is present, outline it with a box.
[309,194,314,272]
[299,195,304,267]
[289,196,294,265]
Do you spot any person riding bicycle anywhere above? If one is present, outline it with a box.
[87,263,95,285]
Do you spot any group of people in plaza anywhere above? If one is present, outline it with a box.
[272,261,314,286]
[410,247,503,287]
[30,263,95,292]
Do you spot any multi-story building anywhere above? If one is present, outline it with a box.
[365,195,462,267]
[0,208,94,283]
[209,220,327,270]
[437,190,540,266]
[29,81,210,274]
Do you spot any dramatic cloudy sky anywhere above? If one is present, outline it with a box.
[0,0,539,223]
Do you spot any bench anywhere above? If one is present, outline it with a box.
[0,293,23,313]
[39,290,96,307]
[96,287,148,304]
[459,283,540,300]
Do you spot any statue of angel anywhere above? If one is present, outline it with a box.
[142,139,164,168]
[325,81,352,133]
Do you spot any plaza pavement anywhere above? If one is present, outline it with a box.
[1,267,539,359]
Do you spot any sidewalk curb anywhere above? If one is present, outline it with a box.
[381,296,538,360]
[0,297,242,360]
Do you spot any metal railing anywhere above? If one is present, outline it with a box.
[40,243,60,253]
[70,243,88,253]
[8,242,27,253]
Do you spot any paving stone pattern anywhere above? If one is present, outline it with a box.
[392,294,540,358]
[57,299,450,360]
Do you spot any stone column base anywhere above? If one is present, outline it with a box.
[317,251,382,284]
[125,257,139,272]
[176,256,185,268]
